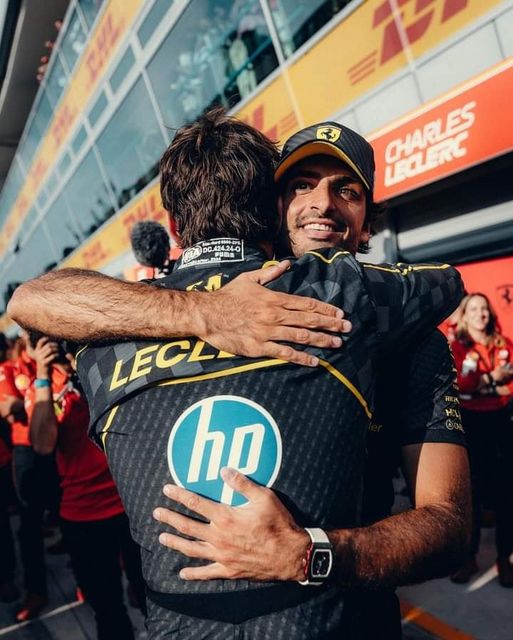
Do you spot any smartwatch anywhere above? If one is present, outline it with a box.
[298,527,333,586]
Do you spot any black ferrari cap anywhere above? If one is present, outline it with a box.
[275,122,375,194]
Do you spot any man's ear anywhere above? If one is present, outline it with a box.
[168,215,181,245]
[357,220,372,254]
[275,195,292,258]
[360,222,371,245]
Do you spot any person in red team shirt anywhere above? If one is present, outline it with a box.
[451,293,513,586]
[0,333,19,603]
[26,333,145,640]
[0,430,17,603]
[0,332,50,620]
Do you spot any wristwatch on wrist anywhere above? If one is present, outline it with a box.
[298,527,333,586]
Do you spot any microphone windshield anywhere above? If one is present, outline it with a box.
[130,221,170,269]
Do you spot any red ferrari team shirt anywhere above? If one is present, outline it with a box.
[0,353,35,446]
[25,366,124,522]
[452,335,513,411]
[0,435,10,467]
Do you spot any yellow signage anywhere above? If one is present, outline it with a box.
[0,180,164,333]
[0,0,145,257]
[0,0,501,266]
[236,75,298,141]
[62,181,166,271]
[237,0,501,140]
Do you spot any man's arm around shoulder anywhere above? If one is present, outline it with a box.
[153,442,471,587]
[332,442,470,587]
[8,265,349,368]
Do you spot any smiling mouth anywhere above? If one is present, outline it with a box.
[303,223,334,232]
[301,221,346,234]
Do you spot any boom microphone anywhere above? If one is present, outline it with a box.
[130,221,171,270]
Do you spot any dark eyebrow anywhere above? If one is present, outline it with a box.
[333,175,363,188]
[285,170,362,185]
[285,169,321,181]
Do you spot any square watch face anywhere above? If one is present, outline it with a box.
[311,549,332,578]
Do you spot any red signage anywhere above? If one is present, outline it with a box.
[84,10,124,86]
[370,60,513,201]
[440,256,513,341]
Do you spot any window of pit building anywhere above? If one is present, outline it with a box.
[18,120,42,172]
[45,53,68,110]
[146,0,278,130]
[57,151,72,181]
[38,188,48,212]
[109,46,136,94]
[5,222,59,295]
[88,90,108,128]
[60,149,116,239]
[95,77,166,209]
[43,193,83,264]
[31,90,54,144]
[60,8,87,73]
[45,170,59,202]
[0,161,25,226]
[18,206,39,245]
[77,0,105,32]
[269,0,351,57]
[137,0,173,48]
[71,125,88,156]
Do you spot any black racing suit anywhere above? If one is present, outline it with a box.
[77,240,463,639]
[360,329,467,639]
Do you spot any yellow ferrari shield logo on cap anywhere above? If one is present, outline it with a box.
[316,126,341,143]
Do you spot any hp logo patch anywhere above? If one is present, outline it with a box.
[168,395,282,506]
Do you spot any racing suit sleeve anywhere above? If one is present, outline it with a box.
[398,330,465,446]
[360,261,463,347]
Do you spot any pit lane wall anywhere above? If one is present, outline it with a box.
[0,0,512,333]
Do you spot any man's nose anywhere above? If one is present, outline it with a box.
[308,180,334,214]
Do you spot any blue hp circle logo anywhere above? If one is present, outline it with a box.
[168,395,282,506]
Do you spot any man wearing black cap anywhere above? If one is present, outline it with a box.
[273,121,380,259]
[8,111,468,638]
[151,121,469,638]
